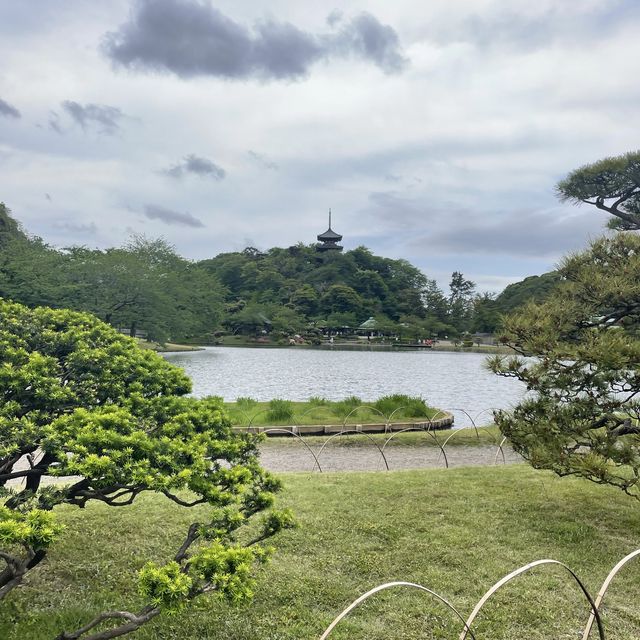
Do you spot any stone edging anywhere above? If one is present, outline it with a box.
[233,411,454,436]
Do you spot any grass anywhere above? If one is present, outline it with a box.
[2,465,639,639]
[258,425,502,448]
[225,396,442,427]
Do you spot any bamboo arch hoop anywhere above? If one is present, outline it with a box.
[319,581,475,640]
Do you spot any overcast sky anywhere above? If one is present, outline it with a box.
[1,0,638,292]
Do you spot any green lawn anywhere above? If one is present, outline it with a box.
[225,397,444,427]
[258,425,502,448]
[2,465,639,639]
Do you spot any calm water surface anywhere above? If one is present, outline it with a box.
[163,347,525,427]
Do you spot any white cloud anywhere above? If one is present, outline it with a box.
[0,0,638,292]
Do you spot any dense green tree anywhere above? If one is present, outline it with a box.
[270,307,307,335]
[422,279,449,323]
[494,272,560,314]
[447,271,476,334]
[0,203,26,247]
[320,284,364,316]
[0,204,66,308]
[224,303,272,335]
[489,233,640,498]
[557,150,640,230]
[290,284,319,316]
[472,293,501,334]
[200,252,250,293]
[354,269,389,300]
[325,311,358,328]
[0,300,292,638]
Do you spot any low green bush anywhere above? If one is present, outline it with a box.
[236,396,258,409]
[267,399,295,422]
[374,394,429,417]
[403,397,430,418]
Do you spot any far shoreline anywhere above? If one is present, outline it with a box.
[164,340,514,355]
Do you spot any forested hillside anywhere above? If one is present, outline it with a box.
[0,203,225,342]
[199,246,437,336]
[0,203,556,342]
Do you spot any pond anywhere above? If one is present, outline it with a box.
[163,347,525,427]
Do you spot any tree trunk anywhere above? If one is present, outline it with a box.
[57,606,160,640]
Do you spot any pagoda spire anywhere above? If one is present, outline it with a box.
[316,208,343,252]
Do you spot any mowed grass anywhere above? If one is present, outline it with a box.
[226,397,442,427]
[259,425,502,448]
[2,466,640,639]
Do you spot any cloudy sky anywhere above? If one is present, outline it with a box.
[1,0,638,292]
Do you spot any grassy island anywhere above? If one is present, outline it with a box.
[223,395,447,429]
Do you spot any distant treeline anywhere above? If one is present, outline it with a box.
[0,203,557,342]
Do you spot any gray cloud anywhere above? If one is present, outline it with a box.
[366,191,438,230]
[426,2,640,52]
[53,219,97,234]
[0,98,20,119]
[48,111,63,133]
[143,204,205,228]
[332,13,407,73]
[163,154,226,180]
[61,100,125,135]
[424,208,606,258]
[247,150,278,170]
[103,0,407,80]
[326,10,343,28]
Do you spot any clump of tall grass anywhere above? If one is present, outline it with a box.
[331,396,363,419]
[308,396,328,406]
[267,399,295,422]
[236,396,258,410]
[374,394,429,418]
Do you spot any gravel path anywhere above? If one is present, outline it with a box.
[259,443,522,473]
[8,443,522,490]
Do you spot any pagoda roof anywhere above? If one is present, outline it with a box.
[317,227,342,241]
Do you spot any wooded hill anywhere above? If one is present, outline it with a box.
[0,203,557,343]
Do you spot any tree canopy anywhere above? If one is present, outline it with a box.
[557,149,640,230]
[0,205,225,343]
[489,233,640,498]
[0,202,553,341]
[0,299,292,638]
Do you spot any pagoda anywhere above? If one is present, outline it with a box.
[316,209,343,252]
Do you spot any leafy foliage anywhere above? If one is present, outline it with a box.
[374,394,429,418]
[0,205,225,343]
[1,203,556,340]
[489,234,640,498]
[557,149,640,230]
[0,300,293,638]
[266,399,294,422]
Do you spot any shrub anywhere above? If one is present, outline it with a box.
[266,399,295,422]
[0,300,293,639]
[374,394,429,418]
[236,396,258,410]
[331,397,363,420]
[403,397,430,418]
